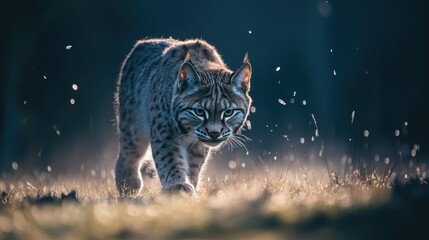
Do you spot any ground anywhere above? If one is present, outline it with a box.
[0,166,428,240]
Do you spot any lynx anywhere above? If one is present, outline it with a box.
[114,38,252,195]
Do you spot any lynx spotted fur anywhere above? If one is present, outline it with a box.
[114,38,252,195]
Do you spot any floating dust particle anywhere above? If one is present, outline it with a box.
[12,162,18,170]
[384,158,390,164]
[246,120,252,130]
[53,125,61,136]
[333,69,337,75]
[278,99,286,105]
[395,129,400,137]
[72,84,78,90]
[66,45,72,50]
[228,160,237,169]
[70,99,75,105]
[47,165,52,172]
[374,154,380,162]
[311,113,320,137]
[38,146,43,158]
[275,67,280,71]
[364,130,369,137]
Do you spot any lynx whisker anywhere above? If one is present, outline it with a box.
[234,133,252,142]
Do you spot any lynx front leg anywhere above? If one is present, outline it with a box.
[187,146,210,190]
[151,139,195,195]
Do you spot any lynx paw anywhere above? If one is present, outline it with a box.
[164,182,196,195]
[140,160,157,179]
[116,174,143,196]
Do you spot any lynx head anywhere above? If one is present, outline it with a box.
[172,55,252,149]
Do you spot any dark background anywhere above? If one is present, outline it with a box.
[1,0,428,175]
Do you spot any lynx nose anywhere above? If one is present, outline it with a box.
[208,131,221,140]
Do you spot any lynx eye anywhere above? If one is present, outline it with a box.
[223,109,234,117]
[193,108,206,117]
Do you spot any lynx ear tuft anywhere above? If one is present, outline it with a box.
[243,52,249,63]
[231,62,252,92]
[178,62,199,91]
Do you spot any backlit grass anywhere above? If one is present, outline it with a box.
[0,165,427,240]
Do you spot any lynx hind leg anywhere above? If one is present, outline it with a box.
[115,134,149,196]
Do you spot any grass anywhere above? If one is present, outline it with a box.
[0,164,428,240]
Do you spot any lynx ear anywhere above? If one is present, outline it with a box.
[231,61,252,92]
[178,62,199,92]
